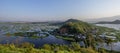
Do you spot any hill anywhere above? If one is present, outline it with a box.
[53,19,116,35]
[50,19,86,26]
[59,20,93,34]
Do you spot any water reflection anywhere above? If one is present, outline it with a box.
[0,34,71,48]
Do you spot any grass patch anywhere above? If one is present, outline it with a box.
[5,32,49,39]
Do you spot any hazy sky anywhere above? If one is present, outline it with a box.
[1,0,120,22]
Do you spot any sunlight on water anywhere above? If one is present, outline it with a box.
[96,24,120,30]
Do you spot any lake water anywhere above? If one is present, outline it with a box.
[96,24,120,51]
[96,24,120,30]
[0,34,71,48]
[0,23,82,48]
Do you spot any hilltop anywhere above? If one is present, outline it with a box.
[54,19,116,35]
[50,19,86,25]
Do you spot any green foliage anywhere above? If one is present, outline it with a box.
[71,42,81,50]
[60,22,94,34]
[0,42,119,53]
[42,44,52,50]
[14,32,25,36]
[6,32,49,39]
[115,32,120,41]
[6,33,12,37]
[20,42,34,48]
[80,48,97,53]
[98,48,107,53]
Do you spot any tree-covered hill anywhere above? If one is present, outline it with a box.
[53,19,118,49]
[50,19,85,26]
[59,22,93,34]
[54,19,116,35]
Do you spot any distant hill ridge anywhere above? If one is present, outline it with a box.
[51,19,84,25]
[65,19,81,23]
[96,20,120,24]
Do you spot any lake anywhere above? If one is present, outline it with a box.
[96,24,120,51]
[0,23,83,48]
[0,34,72,48]
[0,23,69,47]
[96,24,120,30]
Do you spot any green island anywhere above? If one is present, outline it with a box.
[51,19,120,53]
[53,19,119,42]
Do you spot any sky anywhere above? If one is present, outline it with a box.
[0,0,120,22]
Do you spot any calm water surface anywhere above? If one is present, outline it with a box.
[0,34,71,48]
[96,24,120,30]
[96,24,120,51]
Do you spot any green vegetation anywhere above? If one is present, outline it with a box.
[30,34,49,39]
[0,42,119,53]
[59,22,94,34]
[55,19,118,40]
[0,42,102,53]
[53,20,119,52]
[116,32,120,40]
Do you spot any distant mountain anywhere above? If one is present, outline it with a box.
[96,20,120,24]
[64,19,81,23]
[50,19,82,25]
[87,15,120,23]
